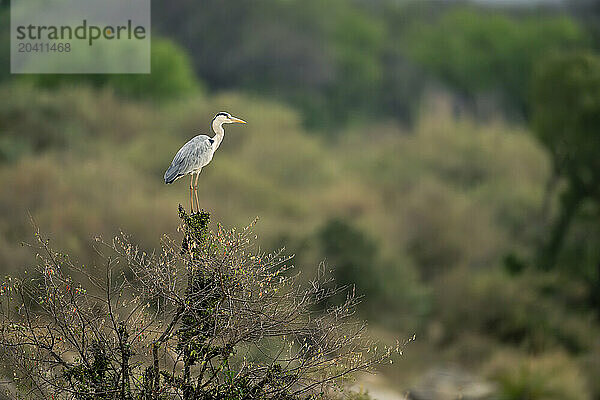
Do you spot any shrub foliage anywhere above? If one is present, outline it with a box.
[0,208,395,399]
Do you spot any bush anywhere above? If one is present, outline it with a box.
[317,218,430,329]
[318,218,379,298]
[0,209,397,399]
[434,269,596,353]
[0,84,156,163]
[485,351,591,400]
[344,389,374,400]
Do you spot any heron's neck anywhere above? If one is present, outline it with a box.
[211,120,225,150]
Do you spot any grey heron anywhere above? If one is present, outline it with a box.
[164,112,246,213]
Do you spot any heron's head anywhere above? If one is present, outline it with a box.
[213,112,246,125]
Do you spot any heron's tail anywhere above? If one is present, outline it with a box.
[164,165,182,184]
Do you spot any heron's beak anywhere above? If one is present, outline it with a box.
[230,117,247,124]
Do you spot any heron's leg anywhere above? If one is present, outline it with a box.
[190,174,195,214]
[194,172,200,213]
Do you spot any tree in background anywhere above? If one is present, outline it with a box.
[567,0,600,50]
[151,0,418,130]
[403,7,586,117]
[20,37,201,102]
[0,8,9,84]
[318,219,379,299]
[3,1,593,130]
[0,209,395,399]
[531,52,600,274]
[317,218,429,329]
[106,39,202,101]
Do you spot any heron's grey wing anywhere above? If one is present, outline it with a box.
[164,135,213,184]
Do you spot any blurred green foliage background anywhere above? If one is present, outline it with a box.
[1,0,600,398]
